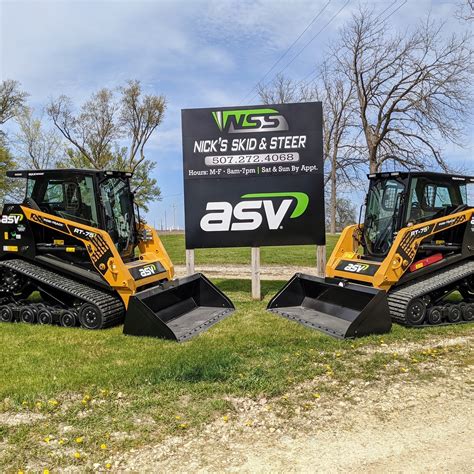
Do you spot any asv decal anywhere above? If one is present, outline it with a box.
[1,214,23,224]
[200,192,308,232]
[212,108,289,134]
[138,264,157,278]
[344,263,370,273]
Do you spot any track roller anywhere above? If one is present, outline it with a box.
[427,307,443,325]
[60,310,78,328]
[0,304,14,323]
[37,307,53,325]
[20,305,37,324]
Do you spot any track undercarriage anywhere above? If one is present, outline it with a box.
[0,259,124,329]
[388,261,474,326]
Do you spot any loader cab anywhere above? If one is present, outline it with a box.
[363,172,473,258]
[12,169,138,259]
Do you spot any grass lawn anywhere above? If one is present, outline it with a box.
[0,277,472,471]
[160,233,340,266]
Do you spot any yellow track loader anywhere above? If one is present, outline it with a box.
[268,172,473,338]
[0,169,234,341]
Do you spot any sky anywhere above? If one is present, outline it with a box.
[0,0,472,228]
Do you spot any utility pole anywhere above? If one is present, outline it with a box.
[172,203,177,230]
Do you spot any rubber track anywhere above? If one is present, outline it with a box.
[0,259,124,328]
[387,260,474,326]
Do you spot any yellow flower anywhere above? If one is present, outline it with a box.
[44,436,51,443]
[48,399,59,407]
[100,444,107,450]
[18,470,24,474]
[75,437,83,444]
[222,415,229,423]
[175,415,181,420]
[105,463,112,470]
[312,393,321,399]
[43,470,50,474]
[59,439,65,445]
[179,423,188,429]
[35,402,43,409]
[400,367,408,373]
[74,452,81,459]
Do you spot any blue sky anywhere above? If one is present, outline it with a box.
[1,0,472,228]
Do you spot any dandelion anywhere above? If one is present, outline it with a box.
[175,415,181,420]
[35,401,43,409]
[105,462,112,470]
[48,399,59,407]
[44,436,51,443]
[43,470,50,474]
[100,444,107,450]
[59,439,66,446]
[74,452,81,459]
[312,393,321,399]
[179,423,188,429]
[18,470,24,474]
[75,437,83,444]
[222,415,229,423]
[100,389,109,397]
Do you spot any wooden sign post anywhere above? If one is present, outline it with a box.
[251,247,261,300]
[186,249,195,275]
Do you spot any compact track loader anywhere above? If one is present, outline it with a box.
[268,172,473,338]
[0,169,234,341]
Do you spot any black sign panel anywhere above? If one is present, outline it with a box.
[182,102,325,249]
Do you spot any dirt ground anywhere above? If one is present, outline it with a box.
[117,335,473,473]
[174,264,317,280]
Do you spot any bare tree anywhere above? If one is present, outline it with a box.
[258,72,360,234]
[257,74,299,104]
[334,8,473,173]
[14,108,64,169]
[0,80,28,126]
[47,89,121,169]
[120,80,166,173]
[455,0,473,21]
[0,80,28,202]
[47,81,166,210]
[325,197,357,232]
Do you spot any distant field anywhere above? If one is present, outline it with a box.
[160,233,340,266]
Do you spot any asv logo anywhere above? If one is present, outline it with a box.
[212,108,289,134]
[200,192,308,232]
[138,264,157,278]
[344,263,370,273]
[1,214,23,224]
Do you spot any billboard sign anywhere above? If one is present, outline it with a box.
[182,102,325,248]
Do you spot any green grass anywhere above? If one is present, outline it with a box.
[0,279,472,470]
[160,233,340,266]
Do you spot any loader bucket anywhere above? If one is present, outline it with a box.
[123,273,235,341]
[267,273,391,339]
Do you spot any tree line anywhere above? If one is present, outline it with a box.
[258,7,473,233]
[0,80,165,212]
